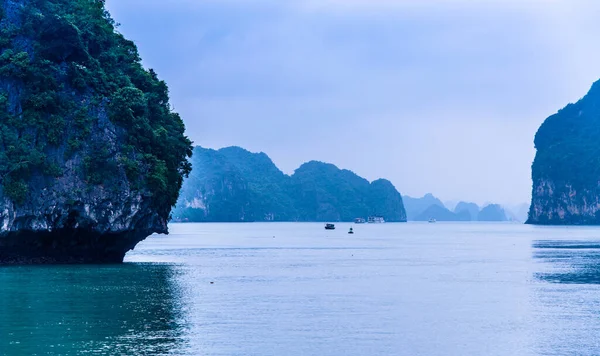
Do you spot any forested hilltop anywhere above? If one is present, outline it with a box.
[173,146,407,222]
[529,80,600,224]
[0,0,192,263]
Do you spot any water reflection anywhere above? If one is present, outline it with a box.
[533,240,600,284]
[532,239,600,355]
[0,263,187,355]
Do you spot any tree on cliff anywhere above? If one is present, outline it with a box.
[0,0,192,209]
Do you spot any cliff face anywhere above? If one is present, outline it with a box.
[0,0,192,263]
[528,81,600,225]
[529,179,600,224]
[173,147,407,222]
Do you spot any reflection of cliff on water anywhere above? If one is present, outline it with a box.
[531,239,600,355]
[0,263,187,355]
[533,240,600,284]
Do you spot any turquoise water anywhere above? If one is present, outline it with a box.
[2,222,600,355]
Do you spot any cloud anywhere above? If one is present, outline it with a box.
[106,0,600,205]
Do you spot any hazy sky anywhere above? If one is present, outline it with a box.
[106,0,600,206]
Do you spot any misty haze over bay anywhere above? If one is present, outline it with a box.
[106,0,600,206]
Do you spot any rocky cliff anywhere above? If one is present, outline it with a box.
[173,147,407,222]
[528,80,600,225]
[0,0,192,263]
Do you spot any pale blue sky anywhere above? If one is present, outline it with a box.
[106,0,600,205]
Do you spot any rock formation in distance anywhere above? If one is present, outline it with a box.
[174,147,407,222]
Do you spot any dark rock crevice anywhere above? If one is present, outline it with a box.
[0,228,150,264]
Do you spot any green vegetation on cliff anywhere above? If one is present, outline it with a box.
[0,0,192,212]
[173,147,407,222]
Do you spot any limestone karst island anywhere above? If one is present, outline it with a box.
[0,0,192,263]
[528,80,600,225]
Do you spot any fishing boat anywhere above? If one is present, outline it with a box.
[354,218,366,224]
[325,223,336,230]
[428,218,436,223]
[368,216,385,224]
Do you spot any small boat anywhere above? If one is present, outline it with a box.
[325,223,336,230]
[348,227,354,234]
[354,218,366,224]
[428,218,436,223]
[368,216,385,224]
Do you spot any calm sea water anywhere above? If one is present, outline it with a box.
[2,222,600,355]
